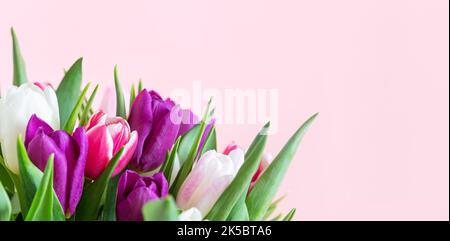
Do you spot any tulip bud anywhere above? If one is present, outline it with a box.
[25,115,87,215]
[128,89,197,172]
[249,153,272,193]
[176,149,244,217]
[0,83,60,174]
[116,170,168,221]
[84,111,138,180]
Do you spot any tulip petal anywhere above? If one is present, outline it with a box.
[187,154,234,208]
[117,186,159,221]
[223,142,238,155]
[116,170,169,221]
[117,170,142,203]
[176,151,220,209]
[106,117,131,154]
[26,129,68,212]
[128,90,198,173]
[176,149,245,216]
[25,114,54,147]
[140,104,180,171]
[194,175,234,217]
[111,130,138,177]
[146,172,169,197]
[86,111,107,130]
[85,125,114,179]
[128,90,154,168]
[149,90,164,106]
[65,127,88,215]
[228,148,245,174]
[252,153,271,182]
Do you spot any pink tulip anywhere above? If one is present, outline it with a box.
[84,111,138,180]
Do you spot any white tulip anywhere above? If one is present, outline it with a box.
[0,83,59,173]
[176,148,244,218]
[178,207,203,221]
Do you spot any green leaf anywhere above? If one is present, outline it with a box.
[25,155,55,221]
[282,208,296,221]
[138,79,143,92]
[227,127,278,222]
[270,213,283,221]
[142,196,178,221]
[205,122,269,220]
[11,28,28,86]
[79,84,99,126]
[200,126,217,156]
[57,58,83,128]
[63,83,91,133]
[263,194,286,220]
[177,124,200,165]
[247,113,318,220]
[161,138,181,185]
[76,147,124,220]
[52,197,65,221]
[101,174,121,221]
[114,65,126,118]
[245,121,271,155]
[170,99,214,197]
[226,189,249,221]
[175,121,216,167]
[26,154,64,221]
[17,135,44,216]
[0,156,14,195]
[16,138,65,221]
[129,83,136,111]
[0,182,12,221]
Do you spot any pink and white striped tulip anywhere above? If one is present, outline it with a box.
[176,148,244,217]
[84,111,138,180]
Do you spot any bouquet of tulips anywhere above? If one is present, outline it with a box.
[0,29,317,221]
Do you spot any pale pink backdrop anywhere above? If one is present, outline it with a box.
[0,0,448,220]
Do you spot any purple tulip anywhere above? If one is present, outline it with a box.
[116,170,168,221]
[128,90,197,172]
[25,114,88,216]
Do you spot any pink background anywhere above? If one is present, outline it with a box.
[0,0,448,220]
